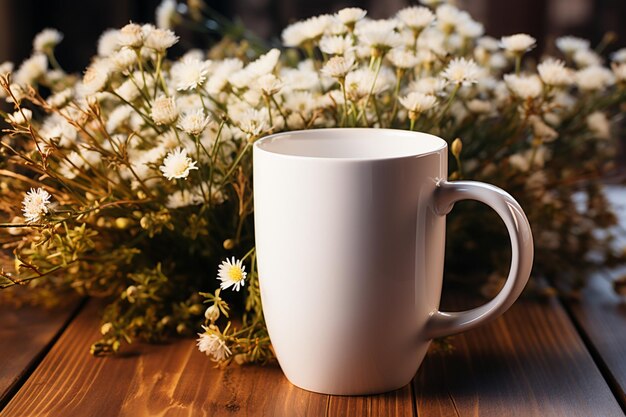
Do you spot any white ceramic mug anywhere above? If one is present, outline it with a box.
[253,128,533,395]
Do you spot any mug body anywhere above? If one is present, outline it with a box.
[253,128,447,395]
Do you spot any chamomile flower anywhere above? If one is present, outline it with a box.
[555,36,590,55]
[319,35,354,56]
[336,7,367,26]
[575,66,615,91]
[537,58,573,86]
[81,60,110,95]
[321,56,356,78]
[14,53,47,85]
[178,109,210,136]
[399,91,437,115]
[217,257,247,292]
[256,73,283,95]
[33,28,63,53]
[586,111,611,139]
[197,328,232,361]
[118,23,144,48]
[386,47,419,69]
[6,108,32,125]
[151,95,179,125]
[504,74,543,99]
[144,28,179,51]
[171,56,211,91]
[441,57,480,86]
[22,188,52,223]
[355,19,402,55]
[396,6,434,31]
[159,147,198,180]
[500,34,536,54]
[281,15,333,47]
[612,62,626,82]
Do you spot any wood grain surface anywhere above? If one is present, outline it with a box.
[3,293,625,416]
[0,299,81,408]
[414,295,625,417]
[566,271,626,408]
[0,301,412,417]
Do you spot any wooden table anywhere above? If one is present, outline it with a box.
[1,188,626,417]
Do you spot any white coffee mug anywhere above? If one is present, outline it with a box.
[253,128,533,395]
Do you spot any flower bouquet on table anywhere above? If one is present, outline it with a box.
[1,0,625,364]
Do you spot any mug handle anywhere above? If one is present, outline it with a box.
[425,180,534,340]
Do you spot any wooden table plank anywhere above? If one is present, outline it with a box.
[4,296,621,417]
[563,186,626,407]
[0,300,414,417]
[0,298,81,408]
[566,272,626,407]
[415,295,625,417]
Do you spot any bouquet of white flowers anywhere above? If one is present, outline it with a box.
[1,0,624,364]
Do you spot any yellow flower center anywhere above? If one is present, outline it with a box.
[228,266,244,282]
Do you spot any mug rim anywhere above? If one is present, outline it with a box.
[253,128,447,162]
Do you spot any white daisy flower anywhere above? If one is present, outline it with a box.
[477,36,500,51]
[573,48,602,68]
[47,88,73,108]
[555,36,590,55]
[457,16,484,39]
[396,6,434,31]
[321,55,356,78]
[14,53,47,85]
[575,66,615,91]
[386,47,419,69]
[22,188,52,223]
[243,48,281,78]
[319,35,353,56]
[256,73,283,95]
[6,108,32,125]
[171,56,211,91]
[118,23,144,48]
[81,60,111,96]
[217,257,247,291]
[110,47,136,72]
[504,74,543,99]
[500,34,536,54]
[166,189,204,209]
[529,115,558,142]
[537,58,573,86]
[586,111,611,139]
[33,28,63,53]
[98,29,121,57]
[177,109,210,136]
[399,91,437,113]
[409,77,448,95]
[114,78,141,102]
[159,147,198,180]
[441,57,480,86]
[355,19,402,53]
[281,15,333,47]
[336,7,367,25]
[436,4,462,34]
[204,58,243,94]
[144,28,179,52]
[466,99,493,114]
[151,95,179,125]
[197,328,232,361]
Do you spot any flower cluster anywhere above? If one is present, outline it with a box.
[1,0,625,363]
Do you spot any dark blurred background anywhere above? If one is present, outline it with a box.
[1,0,625,72]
